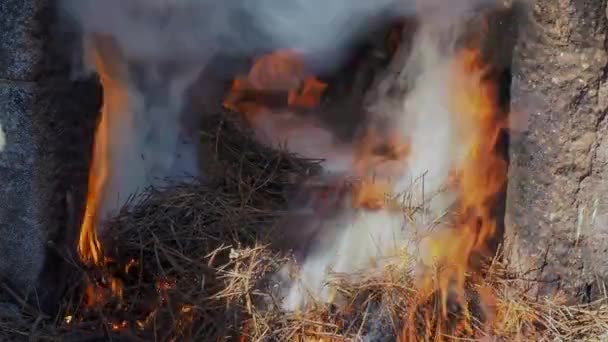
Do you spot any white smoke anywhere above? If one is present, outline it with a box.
[79,33,206,222]
[60,0,506,308]
[280,209,412,311]
[59,0,392,224]
[61,0,502,74]
[275,20,482,311]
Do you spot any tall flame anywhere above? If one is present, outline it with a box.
[407,43,508,338]
[79,42,128,266]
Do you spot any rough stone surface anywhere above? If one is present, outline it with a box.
[0,121,6,151]
[0,0,45,81]
[0,84,43,290]
[0,0,100,311]
[507,0,608,301]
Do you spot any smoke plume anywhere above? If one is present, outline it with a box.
[276,18,480,310]
[61,0,507,309]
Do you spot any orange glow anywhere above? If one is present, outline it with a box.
[79,46,122,266]
[352,179,391,210]
[223,49,327,123]
[288,77,328,108]
[224,49,412,212]
[349,128,410,210]
[78,38,131,309]
[354,128,410,178]
[248,50,306,91]
[84,277,109,307]
[222,78,270,123]
[111,320,128,331]
[405,43,508,338]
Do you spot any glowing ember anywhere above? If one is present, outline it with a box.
[248,50,306,91]
[288,77,328,108]
[84,277,109,307]
[223,49,328,123]
[352,179,392,210]
[111,320,128,331]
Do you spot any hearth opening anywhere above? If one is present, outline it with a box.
[28,1,519,341]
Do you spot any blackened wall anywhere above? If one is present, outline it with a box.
[0,0,100,310]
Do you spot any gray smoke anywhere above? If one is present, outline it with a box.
[276,20,472,311]
[59,0,409,223]
[61,0,504,71]
[60,0,508,305]
[264,2,511,312]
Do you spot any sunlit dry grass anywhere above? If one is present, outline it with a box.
[1,113,607,341]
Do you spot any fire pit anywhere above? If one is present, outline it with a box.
[2,0,608,341]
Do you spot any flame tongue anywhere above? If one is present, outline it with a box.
[411,44,507,333]
[449,46,507,259]
[79,39,128,265]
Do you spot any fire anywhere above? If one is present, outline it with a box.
[223,49,328,123]
[352,179,391,210]
[351,128,411,210]
[74,15,506,339]
[224,49,414,212]
[407,42,508,337]
[220,17,507,338]
[79,43,125,266]
[77,36,135,313]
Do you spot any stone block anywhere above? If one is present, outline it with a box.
[0,0,101,312]
[0,83,44,291]
[0,0,45,81]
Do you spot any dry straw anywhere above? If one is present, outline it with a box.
[1,113,607,341]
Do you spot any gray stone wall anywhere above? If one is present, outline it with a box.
[0,0,100,310]
[0,0,48,296]
[507,0,608,301]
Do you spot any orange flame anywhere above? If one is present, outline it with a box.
[288,77,328,108]
[78,37,132,311]
[224,36,505,338]
[407,44,508,338]
[80,36,132,268]
[223,49,327,123]
[79,46,123,266]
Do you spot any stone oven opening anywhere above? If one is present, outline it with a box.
[5,0,515,336]
[3,0,608,341]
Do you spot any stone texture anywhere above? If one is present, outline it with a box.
[0,84,44,291]
[31,77,100,311]
[0,0,45,81]
[507,0,608,301]
[0,0,100,311]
